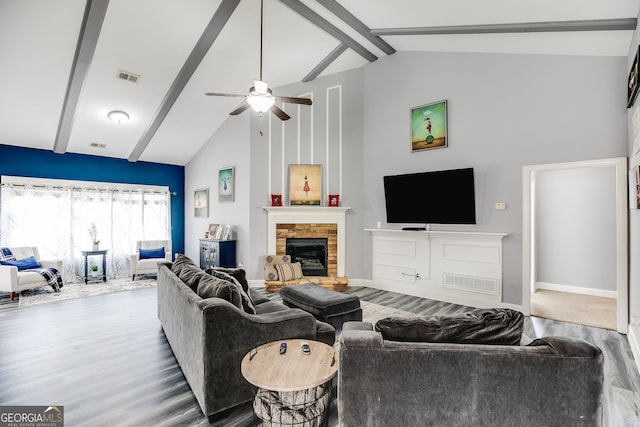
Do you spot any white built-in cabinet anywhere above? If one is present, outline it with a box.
[366,229,507,307]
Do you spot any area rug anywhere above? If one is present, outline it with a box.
[18,278,157,307]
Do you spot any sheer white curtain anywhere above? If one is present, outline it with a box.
[0,177,171,282]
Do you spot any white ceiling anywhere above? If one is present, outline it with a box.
[0,0,638,166]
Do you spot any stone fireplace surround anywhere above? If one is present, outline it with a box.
[263,207,350,287]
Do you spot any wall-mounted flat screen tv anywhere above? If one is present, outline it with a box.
[383,167,476,225]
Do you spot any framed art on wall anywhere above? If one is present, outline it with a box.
[271,194,283,206]
[288,164,322,206]
[410,100,447,152]
[218,167,235,201]
[629,46,640,108]
[194,188,209,217]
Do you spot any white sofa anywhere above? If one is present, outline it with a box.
[0,246,63,301]
[130,240,172,280]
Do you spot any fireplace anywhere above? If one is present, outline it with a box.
[286,238,328,276]
[263,206,350,278]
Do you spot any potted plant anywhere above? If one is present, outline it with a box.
[90,263,99,275]
[88,223,100,250]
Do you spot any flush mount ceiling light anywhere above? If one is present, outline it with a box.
[107,110,129,124]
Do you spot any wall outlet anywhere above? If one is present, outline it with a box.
[495,202,506,210]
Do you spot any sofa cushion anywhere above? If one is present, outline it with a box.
[0,255,42,271]
[171,254,197,276]
[178,264,207,292]
[275,262,303,281]
[0,247,16,261]
[254,300,290,314]
[196,275,242,308]
[207,269,256,314]
[139,246,165,260]
[375,308,524,345]
[208,267,249,292]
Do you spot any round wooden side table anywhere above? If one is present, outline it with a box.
[241,339,338,426]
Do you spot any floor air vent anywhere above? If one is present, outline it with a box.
[443,273,499,296]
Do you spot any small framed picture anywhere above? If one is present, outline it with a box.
[271,194,283,206]
[629,46,640,108]
[288,164,322,206]
[194,188,209,217]
[411,100,447,152]
[328,194,340,207]
[219,166,235,202]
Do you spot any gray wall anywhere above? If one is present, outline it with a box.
[361,51,626,305]
[186,49,626,309]
[185,113,251,267]
[535,167,616,291]
[247,68,365,281]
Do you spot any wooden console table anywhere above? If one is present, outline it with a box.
[81,249,108,284]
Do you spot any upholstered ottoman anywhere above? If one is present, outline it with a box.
[279,282,362,329]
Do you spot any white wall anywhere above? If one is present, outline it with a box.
[535,167,616,291]
[185,114,251,266]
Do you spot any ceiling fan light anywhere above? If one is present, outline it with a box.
[253,80,269,94]
[107,110,129,124]
[247,94,275,113]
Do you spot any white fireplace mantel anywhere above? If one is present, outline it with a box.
[262,206,351,277]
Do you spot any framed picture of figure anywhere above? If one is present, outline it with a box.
[288,164,322,206]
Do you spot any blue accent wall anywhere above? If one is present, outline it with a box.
[0,144,185,255]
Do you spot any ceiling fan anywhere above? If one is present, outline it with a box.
[205,0,312,121]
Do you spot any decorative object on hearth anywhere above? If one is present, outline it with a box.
[271,194,282,206]
[218,166,234,202]
[194,188,209,217]
[328,194,340,207]
[628,46,640,108]
[204,0,312,121]
[411,100,447,152]
[288,164,322,206]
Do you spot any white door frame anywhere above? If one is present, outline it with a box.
[522,157,628,334]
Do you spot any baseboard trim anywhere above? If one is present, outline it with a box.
[535,282,617,299]
[628,324,640,375]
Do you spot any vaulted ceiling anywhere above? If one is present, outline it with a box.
[1,0,638,165]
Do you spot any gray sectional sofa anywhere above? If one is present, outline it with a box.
[156,256,335,421]
[338,320,604,427]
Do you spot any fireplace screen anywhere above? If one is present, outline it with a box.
[285,238,328,276]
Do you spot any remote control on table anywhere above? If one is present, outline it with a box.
[279,343,287,354]
[301,342,311,355]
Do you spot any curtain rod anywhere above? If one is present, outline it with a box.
[0,182,177,196]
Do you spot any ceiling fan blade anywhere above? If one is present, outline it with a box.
[270,105,291,121]
[205,92,246,98]
[274,96,312,106]
[230,101,251,116]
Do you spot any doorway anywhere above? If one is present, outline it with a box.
[522,157,628,333]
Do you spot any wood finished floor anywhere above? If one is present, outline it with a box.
[1,286,639,426]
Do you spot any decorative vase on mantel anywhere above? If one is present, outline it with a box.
[92,243,99,251]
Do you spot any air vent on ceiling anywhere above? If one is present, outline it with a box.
[117,70,140,83]
[90,143,106,149]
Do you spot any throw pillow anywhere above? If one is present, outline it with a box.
[171,254,197,276]
[264,264,279,281]
[0,247,16,261]
[375,308,524,346]
[207,269,256,314]
[196,275,242,309]
[178,264,206,292]
[139,247,165,260]
[0,256,42,271]
[209,267,249,292]
[274,262,303,281]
